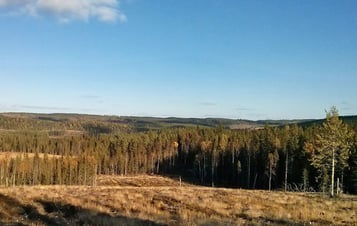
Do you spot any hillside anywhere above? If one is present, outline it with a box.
[299,115,357,129]
[0,112,328,134]
[0,112,266,133]
[0,175,355,226]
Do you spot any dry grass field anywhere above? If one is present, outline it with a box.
[0,152,63,160]
[0,175,356,226]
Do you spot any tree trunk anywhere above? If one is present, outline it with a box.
[198,160,202,183]
[156,160,160,174]
[247,152,251,189]
[211,164,214,187]
[253,173,258,189]
[232,150,236,185]
[93,164,97,186]
[336,177,340,195]
[211,152,215,187]
[84,164,87,185]
[341,171,344,193]
[269,160,272,191]
[303,168,308,192]
[203,153,205,185]
[125,154,128,176]
[331,148,335,197]
[285,150,288,192]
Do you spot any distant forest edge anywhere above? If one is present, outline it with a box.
[0,112,356,194]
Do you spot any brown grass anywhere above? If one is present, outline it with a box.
[0,152,63,160]
[0,175,355,225]
[97,175,191,187]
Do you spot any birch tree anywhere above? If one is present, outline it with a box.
[304,107,352,196]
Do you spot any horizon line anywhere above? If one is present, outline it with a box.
[1,111,350,122]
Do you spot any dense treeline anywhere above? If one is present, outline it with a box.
[0,113,303,133]
[0,116,356,194]
[0,114,131,135]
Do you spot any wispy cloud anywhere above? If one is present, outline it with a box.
[0,0,126,23]
[235,107,253,112]
[13,105,70,111]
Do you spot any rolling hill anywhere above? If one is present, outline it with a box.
[0,112,330,133]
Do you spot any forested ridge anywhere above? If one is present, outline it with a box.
[0,112,356,194]
[0,112,311,132]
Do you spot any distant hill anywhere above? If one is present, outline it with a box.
[297,115,357,129]
[0,112,356,134]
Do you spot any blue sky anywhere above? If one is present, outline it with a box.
[0,0,356,120]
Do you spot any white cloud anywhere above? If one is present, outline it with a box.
[0,0,126,23]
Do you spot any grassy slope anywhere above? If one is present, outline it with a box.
[0,175,355,226]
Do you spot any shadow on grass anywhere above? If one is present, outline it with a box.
[0,193,165,226]
[37,200,166,226]
[0,193,58,225]
[237,212,332,226]
[236,212,304,226]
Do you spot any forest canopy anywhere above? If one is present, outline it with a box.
[0,111,356,194]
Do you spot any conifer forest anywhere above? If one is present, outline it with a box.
[0,109,356,195]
